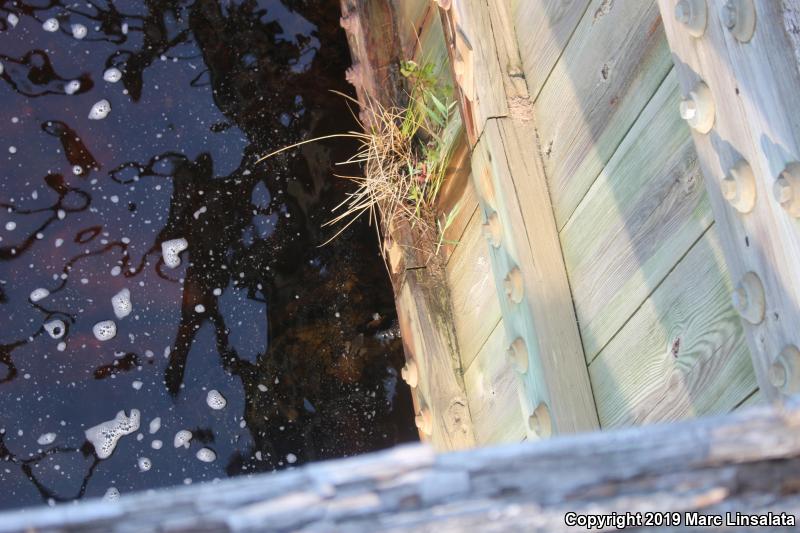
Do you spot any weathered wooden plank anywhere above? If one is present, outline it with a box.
[438,135,477,262]
[462,319,526,445]
[510,0,591,101]
[396,269,476,450]
[590,227,757,428]
[535,0,673,229]
[446,210,501,371]
[561,69,714,362]
[736,389,765,411]
[4,400,800,532]
[656,0,800,402]
[471,117,598,438]
[390,0,433,61]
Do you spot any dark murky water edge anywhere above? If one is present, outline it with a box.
[0,0,416,510]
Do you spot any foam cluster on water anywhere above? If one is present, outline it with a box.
[161,238,188,268]
[42,18,59,32]
[44,319,65,339]
[88,99,111,120]
[111,288,132,319]
[30,288,49,302]
[103,68,122,83]
[37,432,57,446]
[148,417,161,434]
[64,80,81,95]
[71,23,87,39]
[93,320,117,341]
[103,487,120,502]
[196,448,216,463]
[7,14,18,27]
[85,409,140,459]
[206,389,226,410]
[137,457,151,472]
[173,430,192,449]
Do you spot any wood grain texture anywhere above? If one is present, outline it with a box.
[561,69,714,362]
[5,400,800,532]
[736,388,765,410]
[446,210,501,371]
[396,269,476,450]
[472,117,598,438]
[535,0,673,229]
[590,227,757,428]
[438,135,478,262]
[462,319,526,445]
[656,0,800,402]
[510,0,591,101]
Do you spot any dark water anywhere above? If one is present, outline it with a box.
[0,0,416,510]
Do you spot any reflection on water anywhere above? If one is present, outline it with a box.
[0,0,416,509]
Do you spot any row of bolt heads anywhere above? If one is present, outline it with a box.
[676,0,800,394]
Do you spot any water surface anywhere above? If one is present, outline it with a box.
[0,0,416,509]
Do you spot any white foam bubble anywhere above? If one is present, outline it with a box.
[103,487,120,502]
[44,319,65,339]
[132,380,143,390]
[137,457,151,472]
[55,238,64,248]
[57,341,66,352]
[194,304,205,313]
[195,448,216,463]
[148,417,161,434]
[71,23,87,39]
[88,99,111,120]
[213,288,222,296]
[161,238,188,269]
[72,165,83,176]
[151,440,163,450]
[173,430,192,449]
[92,320,117,341]
[121,23,129,35]
[286,453,297,464]
[7,14,18,27]
[257,384,267,392]
[30,288,49,302]
[206,389,226,410]
[111,288,132,319]
[85,409,140,459]
[0,62,3,76]
[42,18,59,32]
[64,80,81,95]
[37,432,57,446]
[103,68,122,83]
[4,221,15,230]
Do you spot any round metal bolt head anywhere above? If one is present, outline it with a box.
[721,0,756,42]
[722,159,756,213]
[415,407,433,436]
[769,345,800,394]
[507,337,528,374]
[528,402,553,439]
[504,267,524,304]
[482,211,503,248]
[401,359,418,388]
[674,0,707,37]
[732,271,765,325]
[774,162,800,217]
[680,81,715,134]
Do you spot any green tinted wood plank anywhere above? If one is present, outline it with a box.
[534,0,672,229]
[589,227,757,429]
[463,319,526,445]
[561,69,713,362]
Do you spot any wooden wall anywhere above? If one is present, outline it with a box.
[509,0,758,427]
